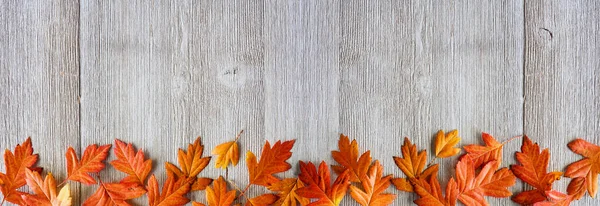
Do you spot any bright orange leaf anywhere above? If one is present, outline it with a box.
[434,130,461,158]
[268,178,309,206]
[463,133,504,169]
[165,137,212,191]
[110,139,152,186]
[246,140,296,187]
[212,130,243,169]
[564,138,600,198]
[147,175,192,206]
[331,134,371,183]
[22,168,71,206]
[65,144,111,185]
[296,161,351,206]
[82,181,146,206]
[349,160,396,206]
[205,176,236,206]
[511,136,562,205]
[392,137,439,192]
[455,159,516,206]
[534,177,587,206]
[411,173,458,206]
[245,194,278,206]
[0,137,40,205]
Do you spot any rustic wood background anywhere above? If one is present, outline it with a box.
[1,0,599,205]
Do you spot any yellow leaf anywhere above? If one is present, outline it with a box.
[434,130,461,158]
[212,130,243,169]
[54,183,72,206]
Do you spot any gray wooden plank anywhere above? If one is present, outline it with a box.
[524,0,600,205]
[340,1,524,205]
[0,0,80,204]
[79,0,264,205]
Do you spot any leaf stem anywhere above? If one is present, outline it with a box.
[234,130,244,143]
[426,157,438,168]
[501,135,522,145]
[237,183,252,201]
[1,196,5,206]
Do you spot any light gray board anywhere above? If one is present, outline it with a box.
[525,0,600,205]
[0,0,80,204]
[79,0,264,205]
[339,1,524,205]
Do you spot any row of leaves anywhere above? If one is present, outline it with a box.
[0,130,598,206]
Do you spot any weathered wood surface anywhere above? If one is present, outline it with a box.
[1,0,599,205]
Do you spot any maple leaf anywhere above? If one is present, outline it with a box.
[21,168,71,206]
[296,161,351,206]
[349,160,396,206]
[268,178,309,206]
[165,137,212,191]
[245,194,278,206]
[82,181,146,206]
[147,175,192,206]
[205,176,236,206]
[246,140,296,187]
[212,130,243,169]
[564,138,600,198]
[534,177,587,206]
[411,173,458,206]
[0,137,40,205]
[392,137,439,192]
[110,139,152,186]
[435,130,461,158]
[331,134,371,183]
[65,144,111,185]
[463,133,505,169]
[455,159,516,206]
[511,136,563,205]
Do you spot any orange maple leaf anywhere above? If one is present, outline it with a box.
[411,173,458,206]
[331,134,371,183]
[434,130,461,158]
[82,181,146,206]
[511,136,562,205]
[147,175,192,206]
[455,159,516,206]
[212,130,243,169]
[205,176,236,206]
[268,178,309,206]
[0,137,40,205]
[534,177,587,206]
[296,161,351,206]
[22,169,71,206]
[349,160,396,206]
[564,138,600,198]
[392,137,439,192]
[246,140,296,187]
[245,194,278,206]
[110,139,152,186]
[165,137,212,191]
[463,133,504,169]
[65,144,111,185]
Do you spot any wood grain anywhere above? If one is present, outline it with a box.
[525,0,600,205]
[0,0,80,204]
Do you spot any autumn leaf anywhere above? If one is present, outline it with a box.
[212,130,243,169]
[192,202,206,206]
[147,175,192,206]
[110,139,152,186]
[296,161,350,206]
[455,159,516,206]
[564,138,600,198]
[0,137,40,205]
[392,137,439,192]
[22,168,71,206]
[331,134,371,183]
[463,133,505,169]
[247,140,296,187]
[268,178,309,206]
[65,144,111,185]
[534,177,587,206]
[165,137,212,191]
[245,194,278,206]
[205,176,236,206]
[411,173,458,206]
[349,160,396,206]
[82,181,146,206]
[435,130,461,158]
[511,136,562,205]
